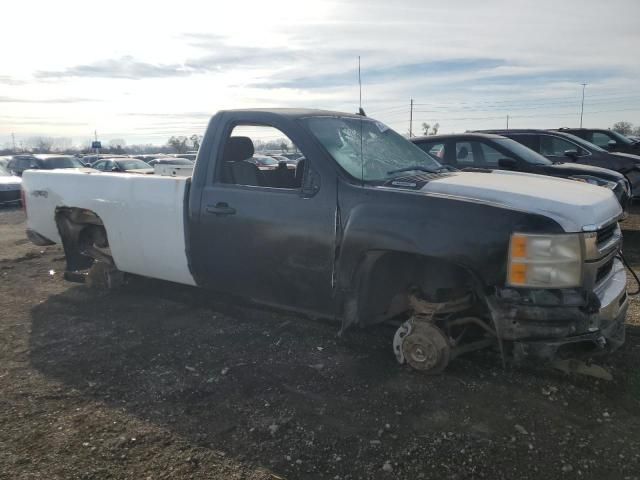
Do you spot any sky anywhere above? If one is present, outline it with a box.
[1,0,639,147]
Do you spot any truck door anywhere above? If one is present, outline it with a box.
[190,117,337,316]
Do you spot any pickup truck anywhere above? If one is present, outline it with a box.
[22,109,628,373]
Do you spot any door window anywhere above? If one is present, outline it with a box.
[591,132,614,149]
[540,135,585,156]
[219,125,305,189]
[478,142,509,167]
[419,142,445,159]
[454,142,475,166]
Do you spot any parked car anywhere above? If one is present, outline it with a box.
[92,158,154,174]
[0,164,21,206]
[7,154,87,176]
[173,153,197,161]
[22,109,627,373]
[81,154,129,166]
[477,129,640,197]
[411,133,631,210]
[555,128,640,155]
[248,154,281,170]
[147,157,194,167]
[132,154,174,164]
[266,154,298,169]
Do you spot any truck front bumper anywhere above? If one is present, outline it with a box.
[492,258,628,360]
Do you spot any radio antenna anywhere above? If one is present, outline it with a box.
[357,56,366,116]
[358,56,365,185]
[358,56,362,110]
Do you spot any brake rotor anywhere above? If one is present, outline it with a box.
[401,320,450,373]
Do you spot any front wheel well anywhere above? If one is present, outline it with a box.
[345,251,481,328]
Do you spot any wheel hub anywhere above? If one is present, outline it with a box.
[394,318,451,373]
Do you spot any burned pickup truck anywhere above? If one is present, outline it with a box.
[22,109,628,372]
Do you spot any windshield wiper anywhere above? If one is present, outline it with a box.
[387,165,440,175]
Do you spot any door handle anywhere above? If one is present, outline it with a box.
[206,203,236,215]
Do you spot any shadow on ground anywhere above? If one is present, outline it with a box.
[27,273,640,478]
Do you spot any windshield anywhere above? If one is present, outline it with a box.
[560,132,607,152]
[43,157,85,169]
[495,138,552,165]
[0,165,10,176]
[117,159,151,170]
[306,116,442,182]
[607,130,634,146]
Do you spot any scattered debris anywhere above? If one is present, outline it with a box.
[514,424,528,435]
[552,359,613,381]
[562,464,574,473]
[382,461,393,472]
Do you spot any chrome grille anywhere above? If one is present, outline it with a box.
[596,223,617,248]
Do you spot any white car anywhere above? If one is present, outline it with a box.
[0,164,22,206]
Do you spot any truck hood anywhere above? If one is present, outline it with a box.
[610,152,640,169]
[422,170,621,232]
[539,162,625,182]
[0,175,21,187]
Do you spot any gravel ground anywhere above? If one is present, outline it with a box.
[1,205,640,479]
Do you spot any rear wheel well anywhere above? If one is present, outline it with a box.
[55,207,111,272]
[346,251,480,328]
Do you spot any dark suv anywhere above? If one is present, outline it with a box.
[477,129,640,198]
[555,128,640,155]
[7,154,86,176]
[411,133,631,209]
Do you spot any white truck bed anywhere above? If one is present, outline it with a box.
[23,169,196,286]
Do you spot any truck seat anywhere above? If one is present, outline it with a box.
[222,136,262,186]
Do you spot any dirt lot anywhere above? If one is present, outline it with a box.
[1,207,640,480]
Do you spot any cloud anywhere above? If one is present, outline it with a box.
[0,96,99,104]
[258,58,506,89]
[35,56,195,80]
[0,75,25,85]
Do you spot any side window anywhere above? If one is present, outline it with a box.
[509,134,537,151]
[428,142,445,159]
[416,142,446,162]
[540,135,584,157]
[18,158,38,169]
[478,142,508,167]
[591,132,613,148]
[454,142,475,166]
[219,124,305,189]
[94,161,104,170]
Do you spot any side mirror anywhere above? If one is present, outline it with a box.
[564,150,579,160]
[111,166,119,172]
[607,140,617,150]
[497,158,517,170]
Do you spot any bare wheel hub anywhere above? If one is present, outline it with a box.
[395,319,450,373]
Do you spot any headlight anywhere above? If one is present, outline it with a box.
[568,175,617,189]
[508,233,583,288]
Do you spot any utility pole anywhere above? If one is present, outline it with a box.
[11,133,16,152]
[409,98,414,138]
[580,83,587,128]
[506,115,509,130]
